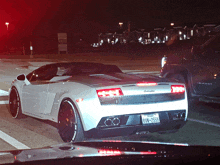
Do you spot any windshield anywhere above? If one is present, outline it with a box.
[1,0,220,160]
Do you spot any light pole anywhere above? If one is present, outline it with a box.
[5,22,9,30]
[5,22,9,54]
[119,22,123,29]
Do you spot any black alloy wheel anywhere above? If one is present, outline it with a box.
[9,87,23,118]
[58,100,84,142]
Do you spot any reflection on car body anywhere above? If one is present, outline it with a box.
[2,140,220,164]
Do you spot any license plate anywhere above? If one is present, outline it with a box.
[141,113,160,124]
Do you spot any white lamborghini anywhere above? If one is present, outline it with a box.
[9,62,188,142]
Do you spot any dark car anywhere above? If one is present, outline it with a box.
[160,33,220,103]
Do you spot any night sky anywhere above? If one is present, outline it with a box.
[1,0,220,45]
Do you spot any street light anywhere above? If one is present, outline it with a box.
[5,22,9,31]
[170,23,174,26]
[5,22,9,54]
[119,22,123,29]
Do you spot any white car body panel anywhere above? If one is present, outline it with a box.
[75,91,188,131]
[22,82,49,115]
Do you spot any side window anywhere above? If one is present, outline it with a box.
[27,65,57,82]
[57,66,71,76]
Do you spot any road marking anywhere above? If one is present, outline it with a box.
[0,153,10,156]
[0,90,8,96]
[188,118,220,128]
[0,130,30,149]
[0,101,9,104]
[0,90,9,104]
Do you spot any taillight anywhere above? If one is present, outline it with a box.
[98,149,121,155]
[136,82,157,86]
[140,151,157,155]
[171,85,185,93]
[96,88,123,97]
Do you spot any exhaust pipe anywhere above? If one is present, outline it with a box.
[104,118,112,126]
[104,117,120,126]
[112,117,120,126]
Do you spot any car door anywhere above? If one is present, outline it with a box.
[191,36,220,97]
[22,81,49,116]
[22,65,58,116]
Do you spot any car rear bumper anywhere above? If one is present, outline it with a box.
[84,110,187,138]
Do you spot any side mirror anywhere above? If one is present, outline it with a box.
[16,74,30,85]
[17,74,25,81]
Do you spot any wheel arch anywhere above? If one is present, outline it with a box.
[10,82,26,107]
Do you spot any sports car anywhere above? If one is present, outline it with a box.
[9,62,188,142]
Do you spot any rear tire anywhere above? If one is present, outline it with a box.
[9,87,23,119]
[58,100,84,142]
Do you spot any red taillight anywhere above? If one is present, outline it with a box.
[98,149,121,155]
[136,82,157,86]
[140,151,157,155]
[171,85,185,93]
[96,88,123,97]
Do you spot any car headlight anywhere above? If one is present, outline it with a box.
[161,55,167,68]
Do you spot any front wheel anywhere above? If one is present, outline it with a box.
[9,87,23,119]
[58,100,84,142]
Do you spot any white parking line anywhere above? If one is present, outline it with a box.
[188,118,220,128]
[0,101,9,104]
[0,130,30,150]
[0,90,9,96]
